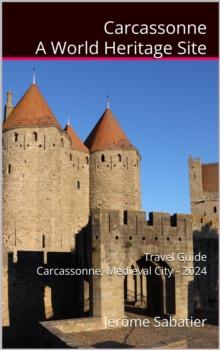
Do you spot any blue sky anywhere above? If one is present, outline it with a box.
[3,60,218,214]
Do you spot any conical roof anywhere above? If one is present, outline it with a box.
[202,163,218,192]
[3,84,61,130]
[85,108,135,152]
[64,124,89,153]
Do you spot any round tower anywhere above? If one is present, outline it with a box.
[85,108,141,213]
[3,82,89,253]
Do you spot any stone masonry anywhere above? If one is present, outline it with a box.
[2,80,218,347]
[90,209,194,321]
[3,126,89,255]
[189,157,218,319]
[188,156,218,230]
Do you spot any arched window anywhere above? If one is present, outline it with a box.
[42,234,45,248]
[8,164,11,174]
[33,132,38,141]
[14,133,18,142]
[214,206,217,213]
[70,153,72,161]
[101,154,105,162]
[77,181,80,189]
[61,138,64,148]
[86,156,89,164]
[123,211,128,225]
[201,218,203,224]
[118,154,122,162]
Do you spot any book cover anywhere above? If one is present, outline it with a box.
[2,1,219,348]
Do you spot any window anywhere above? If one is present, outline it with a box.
[42,234,45,248]
[123,210,128,225]
[201,218,203,224]
[86,156,89,164]
[101,154,105,162]
[70,153,72,161]
[33,132,38,141]
[14,133,18,142]
[214,206,217,213]
[61,138,64,148]
[77,181,80,189]
[8,164,11,174]
[118,154,122,162]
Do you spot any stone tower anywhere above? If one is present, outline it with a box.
[3,82,89,256]
[188,156,218,230]
[189,157,218,318]
[85,108,141,214]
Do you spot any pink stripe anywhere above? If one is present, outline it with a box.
[2,56,219,61]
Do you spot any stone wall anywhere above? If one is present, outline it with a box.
[188,157,218,320]
[188,157,218,229]
[2,250,81,347]
[3,247,9,327]
[3,126,89,253]
[91,209,194,321]
[7,251,79,321]
[193,228,218,321]
[89,149,141,214]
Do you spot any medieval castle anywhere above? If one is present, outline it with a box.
[2,79,218,347]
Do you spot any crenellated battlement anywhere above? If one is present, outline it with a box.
[91,209,192,244]
[188,156,201,167]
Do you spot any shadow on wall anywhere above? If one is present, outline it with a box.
[124,256,175,318]
[3,250,80,348]
[3,224,93,348]
[193,224,218,325]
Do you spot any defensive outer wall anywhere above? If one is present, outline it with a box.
[43,208,194,335]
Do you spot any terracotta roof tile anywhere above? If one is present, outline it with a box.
[85,108,135,152]
[202,163,219,192]
[3,84,61,130]
[64,124,89,153]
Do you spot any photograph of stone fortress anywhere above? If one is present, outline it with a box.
[2,78,218,348]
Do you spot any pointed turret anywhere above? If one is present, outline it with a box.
[3,82,89,253]
[3,84,61,131]
[85,108,135,152]
[87,107,141,213]
[4,91,14,122]
[64,124,89,153]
